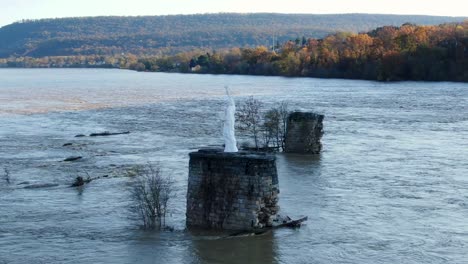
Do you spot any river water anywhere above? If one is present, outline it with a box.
[0,69,467,264]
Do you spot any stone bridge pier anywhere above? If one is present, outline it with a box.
[186,149,279,230]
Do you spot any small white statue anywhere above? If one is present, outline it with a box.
[223,86,238,152]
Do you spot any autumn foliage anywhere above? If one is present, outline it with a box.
[137,22,468,81]
[2,21,467,82]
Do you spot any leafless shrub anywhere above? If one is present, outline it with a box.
[236,98,289,151]
[263,101,289,150]
[130,164,175,230]
[236,96,263,149]
[263,108,280,149]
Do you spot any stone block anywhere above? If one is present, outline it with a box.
[186,148,279,230]
[284,112,324,154]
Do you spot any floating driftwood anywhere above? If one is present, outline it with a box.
[89,131,130,137]
[63,156,82,162]
[227,216,308,237]
[274,216,308,228]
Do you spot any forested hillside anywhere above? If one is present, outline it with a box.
[0,13,465,57]
[3,21,466,82]
[130,21,468,82]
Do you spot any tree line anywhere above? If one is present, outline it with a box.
[1,13,464,57]
[133,21,468,81]
[2,22,467,82]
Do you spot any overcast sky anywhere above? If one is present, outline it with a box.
[1,0,467,27]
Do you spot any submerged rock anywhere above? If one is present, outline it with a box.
[24,183,59,189]
[63,156,82,162]
[89,131,130,137]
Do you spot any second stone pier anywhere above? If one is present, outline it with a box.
[284,112,324,154]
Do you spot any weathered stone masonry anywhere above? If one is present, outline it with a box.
[284,112,324,154]
[186,149,279,230]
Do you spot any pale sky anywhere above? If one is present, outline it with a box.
[1,0,467,27]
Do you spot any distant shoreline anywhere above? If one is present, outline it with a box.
[1,65,467,84]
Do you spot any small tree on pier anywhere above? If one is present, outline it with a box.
[236,96,263,149]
